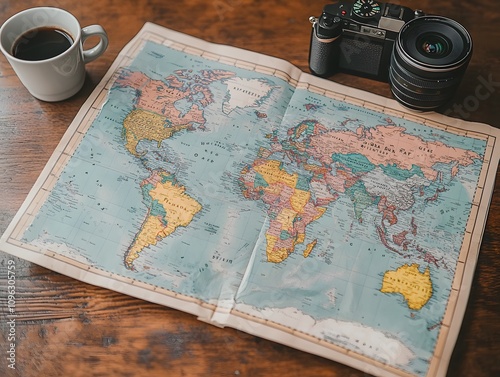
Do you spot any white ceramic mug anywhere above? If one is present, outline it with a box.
[0,7,108,101]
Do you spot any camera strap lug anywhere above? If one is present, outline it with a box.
[309,16,318,25]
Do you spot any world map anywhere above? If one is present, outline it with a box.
[10,31,495,377]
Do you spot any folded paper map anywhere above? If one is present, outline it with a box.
[2,22,499,377]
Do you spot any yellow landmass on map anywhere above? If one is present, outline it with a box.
[275,207,297,233]
[123,109,191,156]
[265,234,288,263]
[252,159,326,263]
[125,215,165,268]
[380,263,433,310]
[124,171,202,269]
[291,188,310,213]
[303,239,317,258]
[254,159,298,187]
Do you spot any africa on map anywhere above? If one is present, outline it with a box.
[3,24,498,377]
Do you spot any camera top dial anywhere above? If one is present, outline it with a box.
[352,0,381,19]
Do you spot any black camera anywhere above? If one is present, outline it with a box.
[309,0,473,110]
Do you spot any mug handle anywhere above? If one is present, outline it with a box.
[81,25,108,64]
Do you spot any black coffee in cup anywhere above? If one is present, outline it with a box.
[12,26,73,61]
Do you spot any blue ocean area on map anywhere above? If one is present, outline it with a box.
[20,40,489,376]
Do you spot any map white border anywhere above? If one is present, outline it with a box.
[1,22,499,377]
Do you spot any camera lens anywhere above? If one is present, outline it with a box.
[389,16,472,110]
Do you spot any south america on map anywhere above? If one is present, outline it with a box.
[16,35,494,377]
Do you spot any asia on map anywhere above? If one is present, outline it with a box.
[1,23,499,377]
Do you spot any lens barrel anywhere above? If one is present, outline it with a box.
[389,16,473,111]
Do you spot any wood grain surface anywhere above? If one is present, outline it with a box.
[0,1,499,376]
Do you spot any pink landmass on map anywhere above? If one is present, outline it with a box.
[114,69,236,127]
[307,123,480,181]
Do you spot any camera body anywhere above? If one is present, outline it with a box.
[309,0,417,81]
[309,1,473,110]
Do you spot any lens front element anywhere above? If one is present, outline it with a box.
[418,33,450,58]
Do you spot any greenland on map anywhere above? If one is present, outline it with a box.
[1,23,499,377]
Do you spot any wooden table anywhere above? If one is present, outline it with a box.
[0,1,498,376]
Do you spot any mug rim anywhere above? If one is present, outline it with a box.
[0,6,82,64]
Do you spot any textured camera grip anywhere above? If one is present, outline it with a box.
[309,29,338,77]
